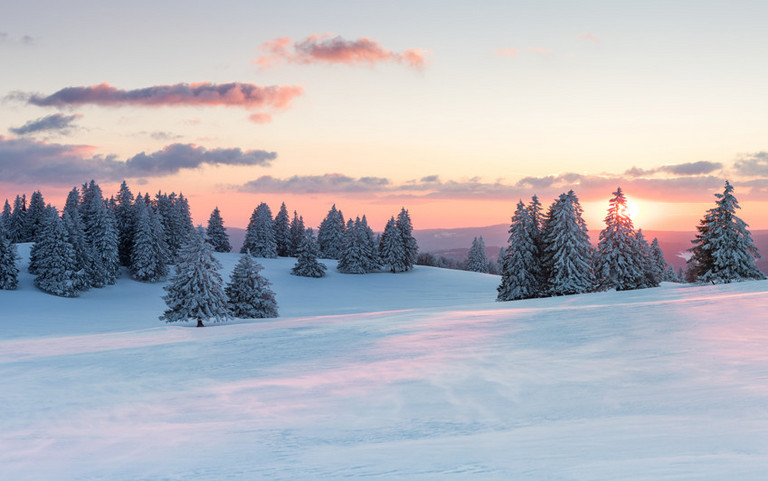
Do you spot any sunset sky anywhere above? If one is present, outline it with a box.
[2,0,768,231]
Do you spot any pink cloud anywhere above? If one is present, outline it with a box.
[248,113,273,124]
[20,82,303,110]
[496,48,519,57]
[578,33,599,43]
[255,34,428,69]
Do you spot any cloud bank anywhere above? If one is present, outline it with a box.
[256,35,427,69]
[13,82,303,111]
[9,113,81,136]
[0,136,275,185]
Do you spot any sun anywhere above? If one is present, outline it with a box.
[627,201,640,223]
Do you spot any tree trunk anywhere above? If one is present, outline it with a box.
[197,319,205,327]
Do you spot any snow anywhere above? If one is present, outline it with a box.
[2,245,768,479]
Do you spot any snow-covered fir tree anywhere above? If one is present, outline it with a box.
[395,208,418,271]
[81,181,120,286]
[649,237,671,283]
[226,253,279,318]
[289,211,306,257]
[338,217,369,274]
[1,200,11,233]
[595,187,645,291]
[62,188,92,291]
[634,229,659,288]
[241,202,277,257]
[274,202,291,257]
[131,201,170,282]
[498,200,542,301]
[466,236,489,273]
[541,191,595,296]
[688,181,764,283]
[0,221,19,290]
[379,217,407,273]
[160,230,230,327]
[33,212,82,297]
[114,181,136,266]
[358,215,380,272]
[317,204,346,259]
[291,228,326,278]
[8,194,27,243]
[205,207,231,253]
[25,190,47,242]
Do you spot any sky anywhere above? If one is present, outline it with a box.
[2,0,768,231]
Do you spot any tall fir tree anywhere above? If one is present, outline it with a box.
[595,187,644,291]
[466,236,489,273]
[8,194,27,243]
[274,202,292,257]
[226,254,279,318]
[131,202,170,282]
[396,208,418,271]
[115,181,136,266]
[359,215,380,272]
[25,190,47,242]
[292,228,327,278]
[498,200,542,301]
[688,181,764,283]
[1,199,11,233]
[33,212,82,297]
[0,221,19,290]
[289,211,306,257]
[206,207,231,253]
[62,188,92,291]
[541,191,595,296]
[634,229,659,288]
[241,202,277,257]
[160,230,230,327]
[317,204,346,259]
[82,181,120,286]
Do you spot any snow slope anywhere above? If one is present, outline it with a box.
[2,246,768,480]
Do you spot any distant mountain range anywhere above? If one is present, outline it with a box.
[225,224,768,273]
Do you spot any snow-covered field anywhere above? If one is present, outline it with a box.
[2,245,768,480]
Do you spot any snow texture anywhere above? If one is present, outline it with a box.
[2,244,768,480]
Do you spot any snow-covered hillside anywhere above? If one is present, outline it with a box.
[2,247,768,480]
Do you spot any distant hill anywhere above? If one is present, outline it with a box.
[413,224,768,274]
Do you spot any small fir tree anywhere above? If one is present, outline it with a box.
[274,202,291,257]
[160,231,230,327]
[289,211,306,257]
[25,190,47,242]
[8,194,27,243]
[379,217,407,273]
[206,207,231,253]
[466,236,489,273]
[649,237,670,284]
[226,254,279,318]
[338,217,368,274]
[292,228,326,278]
[396,208,418,271]
[115,181,136,266]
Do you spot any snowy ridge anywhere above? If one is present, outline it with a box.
[2,247,768,480]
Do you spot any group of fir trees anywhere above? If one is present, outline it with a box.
[161,230,277,327]
[497,189,673,301]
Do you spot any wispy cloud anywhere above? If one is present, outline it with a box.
[734,152,768,176]
[255,34,427,69]
[0,32,35,46]
[528,47,553,56]
[10,82,303,114]
[9,113,81,136]
[495,48,519,57]
[625,161,723,177]
[238,174,390,194]
[0,136,275,185]
[578,33,599,43]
